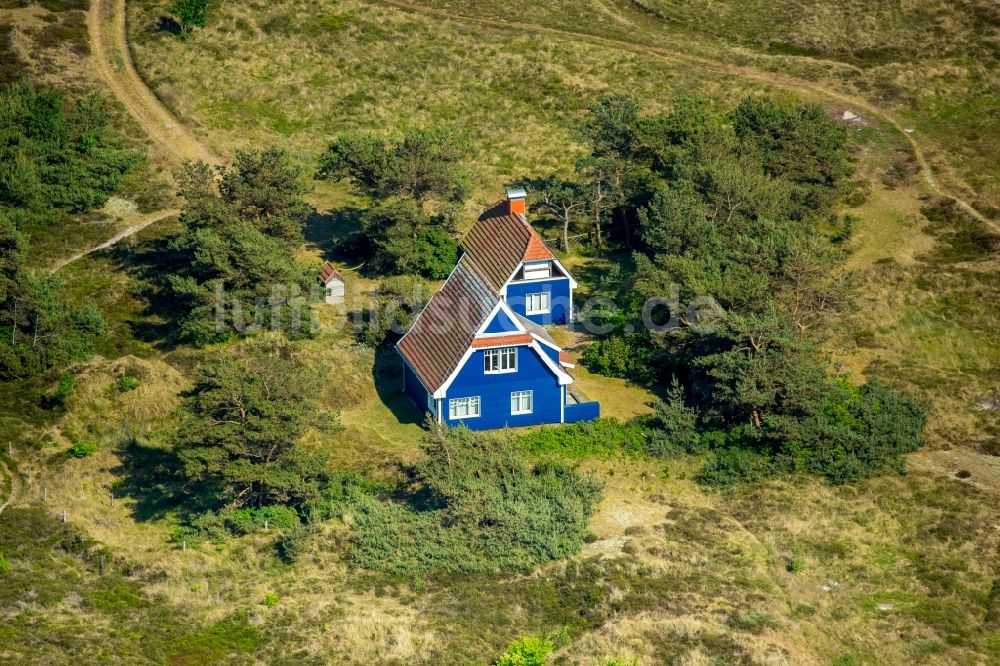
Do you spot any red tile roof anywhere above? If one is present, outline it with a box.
[471,333,533,348]
[317,261,344,285]
[460,201,555,289]
[559,352,575,367]
[397,255,500,392]
[523,233,554,261]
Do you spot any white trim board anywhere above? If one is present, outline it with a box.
[530,340,573,386]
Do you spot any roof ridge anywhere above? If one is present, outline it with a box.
[522,222,555,261]
[458,252,501,294]
[396,253,502,392]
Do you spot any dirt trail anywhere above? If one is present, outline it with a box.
[374,0,998,235]
[57,0,218,269]
[52,208,180,271]
[87,0,222,167]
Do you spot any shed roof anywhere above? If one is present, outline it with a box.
[318,261,344,285]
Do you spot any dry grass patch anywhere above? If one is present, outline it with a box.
[844,185,935,269]
[314,599,437,664]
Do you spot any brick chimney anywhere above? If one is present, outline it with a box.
[506,187,527,217]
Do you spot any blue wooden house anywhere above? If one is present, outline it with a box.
[395,190,599,430]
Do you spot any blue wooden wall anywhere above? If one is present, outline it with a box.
[402,357,431,417]
[565,401,600,423]
[538,342,560,365]
[443,345,562,430]
[483,308,520,333]
[505,278,572,325]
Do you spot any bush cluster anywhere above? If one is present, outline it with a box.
[344,426,603,575]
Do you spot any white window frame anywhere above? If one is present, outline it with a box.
[510,390,533,415]
[449,396,481,420]
[525,292,551,315]
[484,347,517,374]
[523,260,551,280]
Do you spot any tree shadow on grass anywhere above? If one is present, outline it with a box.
[105,227,192,352]
[153,16,183,35]
[109,439,187,523]
[303,206,365,264]
[372,348,424,429]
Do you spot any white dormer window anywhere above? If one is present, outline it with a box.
[484,347,517,373]
[523,260,551,280]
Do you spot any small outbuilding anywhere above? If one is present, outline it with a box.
[317,261,345,305]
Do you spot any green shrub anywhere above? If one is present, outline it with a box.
[495,632,561,666]
[0,82,143,218]
[0,552,10,574]
[223,505,300,535]
[117,376,140,392]
[646,378,701,455]
[66,442,98,458]
[581,335,655,381]
[786,555,806,573]
[698,448,777,487]
[691,377,926,487]
[169,0,211,31]
[55,372,75,402]
[412,225,459,279]
[275,524,315,563]
[262,592,279,607]
[808,378,927,484]
[355,202,459,279]
[174,505,306,546]
[171,511,228,546]
[985,578,1000,630]
[301,471,388,522]
[511,418,648,458]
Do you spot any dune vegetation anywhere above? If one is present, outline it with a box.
[0,0,998,664]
